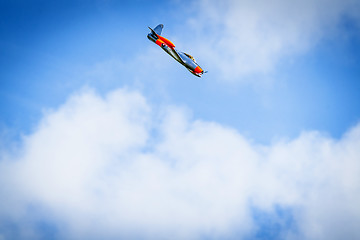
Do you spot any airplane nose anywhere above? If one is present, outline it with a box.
[194,66,203,74]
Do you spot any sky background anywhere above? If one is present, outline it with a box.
[0,0,360,239]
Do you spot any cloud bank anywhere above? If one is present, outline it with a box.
[181,0,360,78]
[0,88,360,239]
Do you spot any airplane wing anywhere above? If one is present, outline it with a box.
[172,48,186,63]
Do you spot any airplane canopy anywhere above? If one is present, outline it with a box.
[183,52,196,62]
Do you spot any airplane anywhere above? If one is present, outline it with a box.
[147,24,207,77]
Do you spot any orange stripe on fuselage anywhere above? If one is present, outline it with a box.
[155,39,165,47]
[157,35,175,49]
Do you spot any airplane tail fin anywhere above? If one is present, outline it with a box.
[148,24,164,43]
[153,24,163,35]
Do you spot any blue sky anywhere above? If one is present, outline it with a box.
[1,0,360,239]
[1,0,359,143]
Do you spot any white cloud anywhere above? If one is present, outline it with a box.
[179,0,360,79]
[0,88,360,239]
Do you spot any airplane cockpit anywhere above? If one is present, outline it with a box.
[183,52,197,63]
